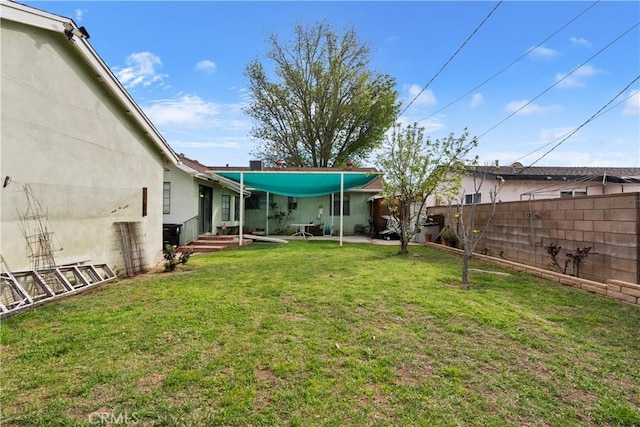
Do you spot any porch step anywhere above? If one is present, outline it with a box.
[178,235,252,254]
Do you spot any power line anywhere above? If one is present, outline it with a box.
[416,1,600,123]
[477,21,639,140]
[518,75,640,173]
[397,0,503,119]
[509,89,639,165]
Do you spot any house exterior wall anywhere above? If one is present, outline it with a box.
[243,192,373,236]
[1,19,167,272]
[428,192,640,284]
[213,186,242,234]
[162,165,199,226]
[453,175,640,204]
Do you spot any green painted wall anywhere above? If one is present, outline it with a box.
[243,192,373,236]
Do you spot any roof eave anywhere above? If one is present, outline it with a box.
[1,0,179,166]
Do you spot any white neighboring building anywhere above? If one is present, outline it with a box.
[430,163,640,206]
[1,1,179,274]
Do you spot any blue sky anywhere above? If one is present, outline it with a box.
[26,1,640,167]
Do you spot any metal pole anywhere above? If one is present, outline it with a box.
[239,172,244,246]
[340,173,344,247]
[266,192,270,236]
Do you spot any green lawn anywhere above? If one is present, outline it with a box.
[1,241,639,426]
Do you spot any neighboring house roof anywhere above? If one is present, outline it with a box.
[1,0,179,165]
[175,154,246,194]
[470,163,640,184]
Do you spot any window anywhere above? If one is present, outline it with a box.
[142,187,148,217]
[288,197,298,211]
[560,190,587,198]
[245,194,266,210]
[221,195,231,221]
[234,196,240,221]
[163,182,171,214]
[330,194,350,216]
[464,193,481,204]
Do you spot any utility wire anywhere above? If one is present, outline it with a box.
[509,89,639,165]
[397,0,503,119]
[518,75,640,173]
[417,1,600,123]
[477,22,639,140]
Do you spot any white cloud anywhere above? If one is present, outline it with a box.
[196,60,217,74]
[144,94,220,127]
[74,9,87,21]
[555,64,598,88]
[393,115,445,134]
[172,140,241,149]
[569,37,591,48]
[143,94,250,131]
[623,90,640,116]
[505,100,562,115]
[113,52,167,89]
[469,93,483,108]
[406,84,437,107]
[538,127,575,142]
[527,45,558,60]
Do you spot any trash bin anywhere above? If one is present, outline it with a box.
[163,223,181,248]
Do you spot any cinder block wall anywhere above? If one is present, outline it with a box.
[429,192,640,284]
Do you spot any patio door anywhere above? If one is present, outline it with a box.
[199,185,213,235]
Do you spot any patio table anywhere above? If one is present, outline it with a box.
[291,224,313,238]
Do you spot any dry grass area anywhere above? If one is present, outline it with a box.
[1,241,639,426]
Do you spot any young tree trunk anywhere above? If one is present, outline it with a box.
[462,253,470,290]
[399,216,409,255]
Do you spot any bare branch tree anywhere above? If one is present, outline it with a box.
[448,168,504,289]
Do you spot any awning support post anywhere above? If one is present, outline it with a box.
[266,192,270,236]
[340,173,344,247]
[239,172,244,246]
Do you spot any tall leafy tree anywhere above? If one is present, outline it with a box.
[377,123,477,255]
[244,21,399,167]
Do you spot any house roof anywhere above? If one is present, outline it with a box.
[175,154,247,194]
[471,164,640,183]
[1,0,179,165]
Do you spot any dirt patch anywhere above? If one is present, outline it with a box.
[396,362,434,386]
[254,368,279,410]
[138,372,166,392]
[280,313,307,321]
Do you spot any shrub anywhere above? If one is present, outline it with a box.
[163,244,192,272]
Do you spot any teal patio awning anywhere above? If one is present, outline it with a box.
[215,171,380,197]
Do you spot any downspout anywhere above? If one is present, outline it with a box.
[331,193,335,234]
[602,172,607,195]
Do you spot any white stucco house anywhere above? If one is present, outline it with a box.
[1,0,179,275]
[430,163,640,205]
[162,154,245,246]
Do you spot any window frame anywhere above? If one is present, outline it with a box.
[163,182,171,214]
[221,194,231,222]
[464,192,481,204]
[330,194,350,216]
